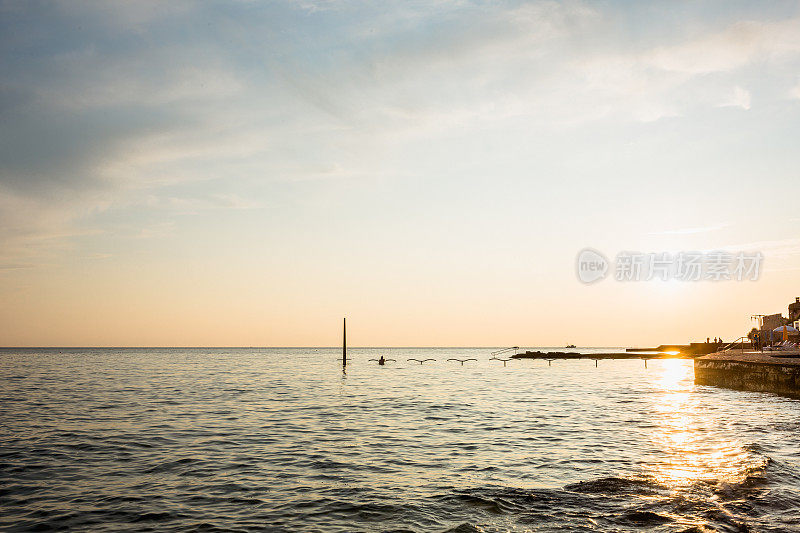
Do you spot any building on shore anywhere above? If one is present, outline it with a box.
[791,297,800,330]
[696,296,800,398]
[750,297,800,347]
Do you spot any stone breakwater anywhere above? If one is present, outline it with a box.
[694,351,800,399]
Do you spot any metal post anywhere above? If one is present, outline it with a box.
[342,317,347,368]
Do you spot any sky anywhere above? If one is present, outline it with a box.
[1,0,799,347]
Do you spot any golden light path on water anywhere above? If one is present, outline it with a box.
[646,359,761,488]
[3,348,800,531]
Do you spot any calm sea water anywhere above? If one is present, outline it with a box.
[1,347,800,532]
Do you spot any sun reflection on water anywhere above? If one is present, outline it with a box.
[645,360,761,487]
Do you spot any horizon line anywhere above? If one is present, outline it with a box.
[0,345,632,350]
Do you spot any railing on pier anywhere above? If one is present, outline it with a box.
[721,336,749,353]
[489,346,519,360]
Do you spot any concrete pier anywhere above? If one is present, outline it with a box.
[627,342,733,355]
[694,351,800,399]
[512,350,692,360]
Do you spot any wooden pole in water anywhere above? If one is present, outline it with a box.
[342,317,347,368]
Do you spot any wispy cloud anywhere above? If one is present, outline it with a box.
[791,81,800,100]
[649,223,731,236]
[721,238,800,259]
[0,263,34,271]
[145,194,262,213]
[644,18,800,74]
[717,86,751,110]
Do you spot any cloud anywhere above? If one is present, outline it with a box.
[791,81,800,99]
[0,264,34,271]
[649,223,731,236]
[0,182,110,265]
[645,18,800,74]
[720,238,800,259]
[717,86,751,110]
[298,5,800,128]
[2,1,800,265]
[145,193,261,213]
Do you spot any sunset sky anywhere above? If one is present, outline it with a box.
[1,1,799,347]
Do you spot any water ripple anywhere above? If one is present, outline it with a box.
[1,348,799,532]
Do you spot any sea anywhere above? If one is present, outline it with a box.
[1,347,799,532]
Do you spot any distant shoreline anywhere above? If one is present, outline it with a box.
[0,346,630,350]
